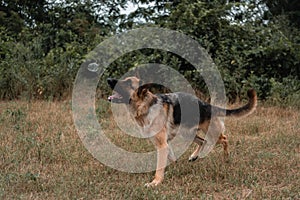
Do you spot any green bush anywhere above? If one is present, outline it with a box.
[266,77,300,108]
[0,1,299,108]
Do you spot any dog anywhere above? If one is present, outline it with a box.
[107,76,257,187]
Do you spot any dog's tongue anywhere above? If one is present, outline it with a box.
[108,93,122,100]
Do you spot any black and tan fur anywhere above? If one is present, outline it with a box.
[107,76,257,187]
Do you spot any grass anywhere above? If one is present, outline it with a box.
[0,99,299,199]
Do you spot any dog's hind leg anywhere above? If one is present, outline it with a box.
[217,132,229,157]
[193,118,226,159]
[189,135,205,162]
[214,119,229,158]
[189,119,229,161]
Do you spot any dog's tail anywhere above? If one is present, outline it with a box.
[213,89,257,118]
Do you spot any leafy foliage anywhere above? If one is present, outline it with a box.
[0,0,299,105]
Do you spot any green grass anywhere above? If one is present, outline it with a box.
[0,100,299,199]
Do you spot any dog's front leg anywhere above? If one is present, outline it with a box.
[145,129,168,187]
[145,145,168,187]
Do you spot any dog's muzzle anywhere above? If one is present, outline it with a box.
[107,78,129,103]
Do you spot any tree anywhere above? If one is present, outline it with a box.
[120,0,299,100]
[263,0,300,27]
[0,0,299,103]
[0,0,127,99]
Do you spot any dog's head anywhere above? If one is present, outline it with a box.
[107,76,143,104]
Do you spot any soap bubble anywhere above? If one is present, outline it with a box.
[87,62,99,72]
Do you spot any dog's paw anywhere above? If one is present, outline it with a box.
[144,179,162,187]
[188,155,198,162]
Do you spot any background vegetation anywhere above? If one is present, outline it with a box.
[0,0,299,105]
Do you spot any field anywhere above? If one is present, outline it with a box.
[0,100,299,199]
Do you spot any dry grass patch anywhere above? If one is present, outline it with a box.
[0,100,299,199]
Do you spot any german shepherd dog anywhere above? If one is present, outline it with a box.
[107,76,257,187]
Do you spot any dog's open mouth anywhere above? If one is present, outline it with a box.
[108,92,125,103]
[107,78,131,104]
[108,92,122,101]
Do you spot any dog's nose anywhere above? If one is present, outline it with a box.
[107,78,113,84]
[107,78,118,88]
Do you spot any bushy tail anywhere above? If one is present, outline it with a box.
[213,89,257,118]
